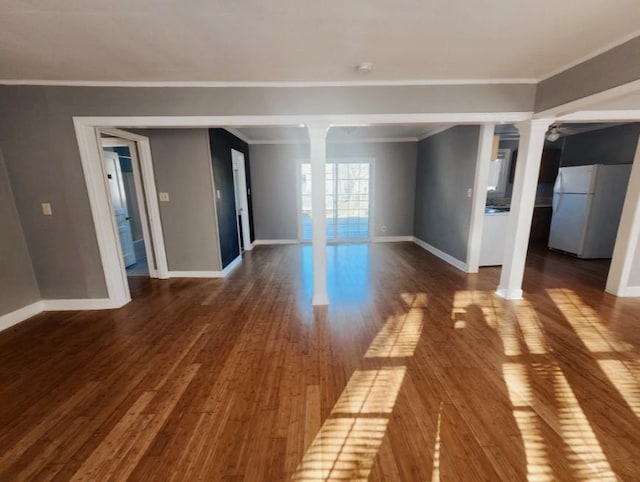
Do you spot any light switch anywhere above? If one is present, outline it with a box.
[159,192,170,202]
[216,190,221,200]
[41,203,53,216]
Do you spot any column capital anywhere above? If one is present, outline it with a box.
[514,118,554,133]
[305,122,331,139]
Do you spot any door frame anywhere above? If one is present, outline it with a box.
[101,136,165,278]
[73,112,532,308]
[231,149,253,251]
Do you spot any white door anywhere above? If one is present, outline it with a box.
[549,193,591,255]
[231,149,252,251]
[103,150,137,267]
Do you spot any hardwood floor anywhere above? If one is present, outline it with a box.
[1,242,640,481]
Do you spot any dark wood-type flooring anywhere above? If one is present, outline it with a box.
[1,242,640,481]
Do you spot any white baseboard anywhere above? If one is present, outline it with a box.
[312,293,329,306]
[0,301,43,332]
[0,297,121,332]
[168,270,223,278]
[372,235,414,243]
[41,298,120,311]
[412,237,467,272]
[617,286,640,297]
[245,240,256,251]
[222,255,242,276]
[253,239,300,245]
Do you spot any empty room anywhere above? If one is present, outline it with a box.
[2,2,640,480]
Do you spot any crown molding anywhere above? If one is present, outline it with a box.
[0,78,538,88]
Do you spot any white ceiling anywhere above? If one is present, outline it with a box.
[0,1,639,83]
[231,125,450,143]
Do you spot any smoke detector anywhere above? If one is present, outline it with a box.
[355,62,374,74]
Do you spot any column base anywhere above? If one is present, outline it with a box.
[312,293,329,306]
[496,287,523,300]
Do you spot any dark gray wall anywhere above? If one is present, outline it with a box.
[414,126,480,262]
[208,129,242,268]
[248,142,417,240]
[142,129,221,271]
[535,36,640,112]
[560,123,640,167]
[0,147,39,315]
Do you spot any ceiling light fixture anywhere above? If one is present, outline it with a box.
[546,126,561,142]
[356,62,374,74]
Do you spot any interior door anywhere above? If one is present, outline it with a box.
[103,150,137,267]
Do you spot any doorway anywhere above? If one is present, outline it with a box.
[300,159,372,242]
[231,149,252,251]
[98,130,169,300]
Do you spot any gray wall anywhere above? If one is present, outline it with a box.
[142,129,221,272]
[0,83,533,300]
[0,147,39,316]
[560,123,640,167]
[413,126,480,262]
[249,142,417,240]
[535,36,640,113]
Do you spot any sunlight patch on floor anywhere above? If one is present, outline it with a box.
[516,301,551,355]
[503,362,553,481]
[292,417,389,481]
[597,359,640,419]
[331,368,406,415]
[550,363,617,481]
[547,289,632,353]
[365,312,424,358]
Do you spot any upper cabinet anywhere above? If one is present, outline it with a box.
[509,148,561,184]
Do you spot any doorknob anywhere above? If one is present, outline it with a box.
[126,217,131,221]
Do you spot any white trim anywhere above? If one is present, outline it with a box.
[75,113,533,128]
[248,240,256,250]
[0,79,538,87]
[168,271,223,278]
[254,239,300,245]
[467,124,496,273]
[222,255,243,276]
[412,237,467,272]
[535,79,640,118]
[249,137,420,145]
[41,298,121,311]
[538,28,640,81]
[74,121,132,307]
[100,128,170,279]
[231,149,253,252]
[606,135,640,297]
[372,236,414,242]
[617,286,640,297]
[0,302,43,332]
[418,126,454,141]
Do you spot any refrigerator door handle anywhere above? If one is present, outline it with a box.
[552,193,559,213]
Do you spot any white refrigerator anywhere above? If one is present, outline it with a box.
[548,164,631,259]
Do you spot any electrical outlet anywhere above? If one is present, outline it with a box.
[41,203,53,215]
[381,224,388,233]
[216,190,221,200]
[467,188,473,198]
[159,192,170,202]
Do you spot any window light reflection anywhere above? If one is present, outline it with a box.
[365,312,423,358]
[547,289,631,353]
[331,368,406,415]
[292,417,389,481]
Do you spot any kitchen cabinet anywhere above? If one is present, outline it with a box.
[529,206,552,244]
[479,212,509,266]
[509,148,561,184]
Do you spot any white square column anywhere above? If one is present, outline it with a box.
[497,119,550,299]
[307,123,330,305]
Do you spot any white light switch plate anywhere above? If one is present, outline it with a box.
[41,203,53,215]
[159,192,170,202]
